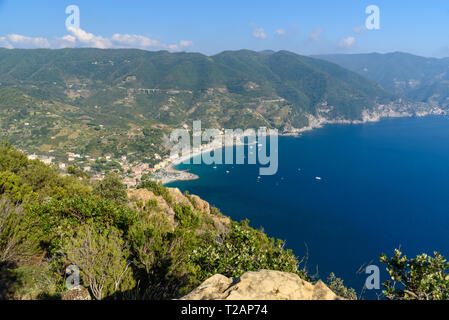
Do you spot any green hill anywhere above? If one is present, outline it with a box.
[0,48,396,160]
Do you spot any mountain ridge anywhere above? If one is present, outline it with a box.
[314,51,449,108]
[0,48,443,169]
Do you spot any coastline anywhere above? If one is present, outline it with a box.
[155,131,255,185]
[154,103,448,185]
[151,165,200,185]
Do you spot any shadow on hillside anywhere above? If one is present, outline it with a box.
[0,261,21,300]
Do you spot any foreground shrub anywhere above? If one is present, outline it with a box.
[65,225,135,300]
[380,249,449,300]
[93,173,128,206]
[326,272,357,300]
[2,264,58,300]
[0,141,90,202]
[0,197,40,264]
[190,219,302,280]
[30,195,139,254]
[129,212,200,299]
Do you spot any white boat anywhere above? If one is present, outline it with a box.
[315,176,322,180]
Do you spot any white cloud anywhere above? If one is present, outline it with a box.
[275,29,286,36]
[252,27,267,39]
[67,27,111,48]
[338,36,356,48]
[309,28,323,40]
[0,37,13,49]
[61,35,76,43]
[0,27,193,52]
[3,34,50,49]
[110,33,163,49]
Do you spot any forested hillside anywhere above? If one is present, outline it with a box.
[0,48,394,162]
[0,141,304,299]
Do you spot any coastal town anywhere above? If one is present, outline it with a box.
[18,126,268,186]
[21,149,198,187]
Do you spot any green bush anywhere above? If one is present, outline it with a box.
[190,220,302,280]
[0,141,90,203]
[0,172,36,204]
[326,272,357,300]
[174,204,200,229]
[93,173,128,206]
[380,249,449,300]
[0,197,40,264]
[29,195,139,255]
[138,180,173,205]
[65,225,135,300]
[129,212,199,299]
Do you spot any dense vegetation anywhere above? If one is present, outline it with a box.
[0,141,304,299]
[0,48,393,161]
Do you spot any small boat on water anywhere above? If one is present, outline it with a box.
[226,170,230,174]
[315,176,322,180]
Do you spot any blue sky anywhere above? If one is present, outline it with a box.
[1,0,449,57]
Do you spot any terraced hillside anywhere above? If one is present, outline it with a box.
[0,48,398,164]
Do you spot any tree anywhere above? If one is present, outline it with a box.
[380,249,449,300]
[65,225,134,300]
[0,197,39,264]
[93,173,127,206]
[129,212,198,299]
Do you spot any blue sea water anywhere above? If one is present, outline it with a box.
[167,116,449,297]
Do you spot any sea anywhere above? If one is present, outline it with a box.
[166,116,449,298]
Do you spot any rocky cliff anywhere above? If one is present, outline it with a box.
[127,187,230,231]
